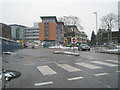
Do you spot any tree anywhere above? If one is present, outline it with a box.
[100,13,118,30]
[100,13,118,43]
[90,31,96,46]
[58,16,83,30]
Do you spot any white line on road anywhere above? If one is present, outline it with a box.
[94,73,108,76]
[37,66,57,75]
[35,81,53,86]
[75,62,101,69]
[117,71,120,72]
[91,61,118,67]
[68,76,84,81]
[57,64,81,72]
[24,63,34,65]
[104,60,119,63]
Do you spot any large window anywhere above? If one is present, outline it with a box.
[44,23,48,40]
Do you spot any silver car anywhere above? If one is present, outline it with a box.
[78,44,90,51]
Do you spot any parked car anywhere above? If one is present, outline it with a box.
[78,44,90,51]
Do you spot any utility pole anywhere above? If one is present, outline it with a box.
[94,12,98,49]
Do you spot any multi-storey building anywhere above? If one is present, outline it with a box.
[24,27,39,42]
[9,24,26,41]
[39,16,63,45]
[64,25,88,44]
[97,29,119,45]
[0,23,11,39]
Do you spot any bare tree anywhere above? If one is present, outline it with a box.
[58,16,83,30]
[100,13,118,30]
[100,13,118,43]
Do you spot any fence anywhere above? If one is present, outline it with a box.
[0,37,22,52]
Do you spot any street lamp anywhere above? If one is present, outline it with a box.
[93,12,98,49]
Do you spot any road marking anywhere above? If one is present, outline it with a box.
[75,62,101,69]
[94,73,108,76]
[57,64,81,72]
[35,81,53,86]
[75,59,81,61]
[91,61,118,67]
[68,76,84,81]
[24,63,34,65]
[104,60,119,63]
[37,66,57,75]
[117,71,120,72]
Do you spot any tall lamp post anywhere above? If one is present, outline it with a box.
[94,12,98,49]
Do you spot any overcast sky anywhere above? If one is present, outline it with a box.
[0,0,119,39]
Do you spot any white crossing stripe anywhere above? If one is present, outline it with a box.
[117,71,120,72]
[94,73,108,76]
[57,64,81,72]
[91,61,118,67]
[35,81,53,86]
[104,60,119,63]
[75,62,101,69]
[68,76,84,81]
[37,66,57,75]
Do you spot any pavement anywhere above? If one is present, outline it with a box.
[2,47,119,89]
[91,47,120,55]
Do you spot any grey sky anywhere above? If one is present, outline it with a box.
[1,0,119,39]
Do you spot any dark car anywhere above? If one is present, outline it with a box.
[78,44,90,51]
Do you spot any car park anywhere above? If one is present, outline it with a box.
[78,44,90,51]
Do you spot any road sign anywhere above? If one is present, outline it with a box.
[71,37,77,43]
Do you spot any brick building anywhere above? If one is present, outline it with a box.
[0,23,11,39]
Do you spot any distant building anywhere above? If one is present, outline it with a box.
[39,16,63,45]
[0,23,11,39]
[79,31,88,43]
[24,27,39,42]
[57,22,65,43]
[97,29,119,45]
[9,24,26,41]
[64,25,88,44]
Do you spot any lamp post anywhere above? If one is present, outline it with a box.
[94,12,98,49]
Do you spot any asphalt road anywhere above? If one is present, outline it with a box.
[2,47,119,89]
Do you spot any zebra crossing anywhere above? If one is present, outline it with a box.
[36,60,118,76]
[91,61,118,67]
[75,62,101,69]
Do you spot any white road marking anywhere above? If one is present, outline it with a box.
[104,60,119,63]
[37,66,57,75]
[57,64,81,72]
[75,59,81,61]
[94,73,108,76]
[24,63,34,65]
[35,81,53,86]
[68,76,84,81]
[117,71,120,72]
[75,62,101,69]
[91,61,118,67]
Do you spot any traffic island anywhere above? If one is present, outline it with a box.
[95,49,120,55]
[53,51,80,56]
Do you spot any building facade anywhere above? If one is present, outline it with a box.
[97,29,119,45]
[39,16,63,45]
[24,27,39,42]
[64,25,88,44]
[9,24,26,41]
[0,23,11,39]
